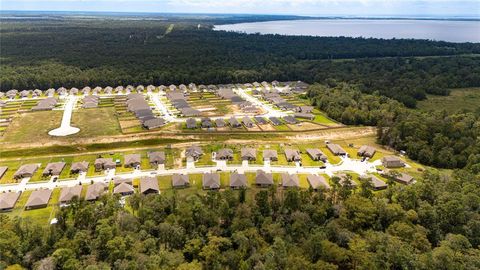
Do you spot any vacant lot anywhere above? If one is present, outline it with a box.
[71,107,122,137]
[417,88,480,113]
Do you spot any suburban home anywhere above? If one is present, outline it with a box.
[215,118,226,128]
[326,143,347,156]
[186,118,197,129]
[0,192,21,211]
[281,173,300,188]
[70,161,89,174]
[25,189,52,210]
[13,164,39,180]
[201,118,213,128]
[241,148,257,161]
[229,117,241,128]
[381,156,405,168]
[216,148,234,160]
[113,182,135,196]
[254,116,268,125]
[85,182,108,201]
[148,151,165,166]
[113,177,133,187]
[94,158,116,172]
[124,154,141,168]
[294,113,314,120]
[42,162,66,177]
[306,148,328,162]
[307,174,330,190]
[32,97,58,111]
[186,146,203,161]
[263,150,278,161]
[143,118,166,130]
[140,176,159,195]
[285,149,301,162]
[357,145,376,158]
[172,174,190,188]
[283,116,298,124]
[181,107,201,117]
[59,185,83,204]
[202,173,220,190]
[359,175,387,190]
[255,170,274,187]
[335,174,358,188]
[242,117,255,128]
[0,166,8,180]
[230,173,247,189]
[393,173,414,185]
[297,106,314,113]
[269,117,282,126]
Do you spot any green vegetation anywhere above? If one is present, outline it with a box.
[417,88,480,114]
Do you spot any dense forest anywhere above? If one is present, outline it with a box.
[307,83,480,170]
[1,19,480,107]
[1,169,479,269]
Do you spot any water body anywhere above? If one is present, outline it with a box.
[215,19,480,43]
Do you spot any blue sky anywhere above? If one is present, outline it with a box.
[1,0,479,17]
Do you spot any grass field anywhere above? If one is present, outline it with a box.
[417,88,480,113]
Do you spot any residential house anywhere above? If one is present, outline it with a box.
[285,149,301,162]
[140,176,159,195]
[85,182,108,201]
[230,173,247,189]
[255,170,273,187]
[172,174,190,188]
[241,148,256,161]
[229,117,241,128]
[326,143,347,156]
[216,148,234,161]
[25,189,52,209]
[186,146,203,161]
[307,174,330,190]
[0,166,8,180]
[381,156,405,168]
[359,175,387,190]
[202,173,220,190]
[124,154,141,168]
[148,152,165,166]
[282,173,299,188]
[13,164,39,180]
[263,150,278,161]
[113,182,135,196]
[186,118,197,129]
[70,161,89,174]
[0,192,21,211]
[42,162,66,177]
[242,117,255,128]
[94,158,116,172]
[306,149,327,162]
[215,118,226,128]
[59,185,83,203]
[358,145,376,158]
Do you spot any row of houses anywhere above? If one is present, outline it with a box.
[166,91,201,117]
[126,93,166,130]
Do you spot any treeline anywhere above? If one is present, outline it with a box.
[308,83,480,170]
[1,169,479,269]
[1,19,480,106]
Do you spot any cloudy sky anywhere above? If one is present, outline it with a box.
[1,0,479,17]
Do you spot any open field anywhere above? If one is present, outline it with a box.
[417,88,480,113]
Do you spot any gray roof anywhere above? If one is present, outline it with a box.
[172,174,190,187]
[395,173,414,184]
[113,177,133,187]
[306,148,327,161]
[148,151,165,164]
[263,150,278,160]
[282,173,299,188]
[285,149,301,161]
[229,117,241,127]
[140,176,159,194]
[202,173,220,189]
[336,174,358,187]
[242,117,255,127]
[113,182,134,195]
[59,185,83,203]
[143,118,166,130]
[215,118,226,127]
[326,143,347,155]
[186,145,203,159]
[307,174,330,190]
[230,173,247,188]
[181,107,201,117]
[32,97,57,111]
[14,164,39,179]
[42,162,66,176]
[26,189,52,208]
[0,192,21,210]
[216,148,234,160]
[256,170,273,186]
[85,182,108,201]
[124,154,141,166]
[186,118,197,128]
[359,175,387,189]
[358,145,376,157]
[283,116,298,124]
[0,166,8,179]
[241,148,256,160]
[70,161,89,173]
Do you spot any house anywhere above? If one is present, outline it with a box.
[294,113,314,120]
[393,173,414,185]
[283,116,298,124]
[42,162,66,177]
[143,118,165,130]
[358,145,376,158]
[172,174,190,188]
[269,117,282,126]
[32,97,58,111]
[181,107,201,117]
[14,164,39,180]
[297,106,314,113]
[254,116,268,125]
[307,174,330,190]
[242,117,255,128]
[0,192,21,211]
[113,177,133,187]
[148,151,165,166]
[216,148,234,160]
[201,118,213,128]
[124,154,141,168]
[306,149,327,162]
[25,189,52,209]
[241,148,256,161]
[186,146,203,161]
[0,166,8,180]
[215,118,226,128]
[229,117,241,128]
[59,185,83,203]
[255,170,273,187]
[263,150,278,161]
[359,175,387,190]
[202,173,220,190]
[381,156,405,168]
[282,173,299,188]
[94,158,116,172]
[70,161,89,174]
[326,143,347,156]
[285,149,301,162]
[113,182,135,196]
[186,118,197,129]
[335,174,358,188]
[85,182,108,201]
[230,173,247,189]
[140,177,159,195]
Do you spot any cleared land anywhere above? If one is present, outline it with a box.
[417,88,480,113]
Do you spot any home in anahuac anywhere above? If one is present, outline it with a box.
[216,148,234,161]
[335,174,358,188]
[25,189,52,210]
[13,164,39,180]
[186,118,197,129]
[306,149,328,162]
[263,150,278,161]
[215,118,226,128]
[70,161,89,174]
[255,170,274,187]
[113,182,135,196]
[172,174,190,188]
[202,172,220,190]
[59,185,83,204]
[124,154,141,168]
[148,152,165,167]
[326,143,347,156]
[381,156,405,168]
[307,174,330,190]
[230,173,247,189]
[186,145,204,161]
[358,145,376,158]
[42,162,66,177]
[0,192,21,211]
[0,166,8,180]
[284,149,301,162]
[359,175,387,190]
[281,173,300,188]
[140,176,159,195]
[94,158,116,172]
[229,117,242,128]
[242,117,255,128]
[241,148,257,161]
[85,182,108,201]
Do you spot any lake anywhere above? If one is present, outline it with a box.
[215,19,480,43]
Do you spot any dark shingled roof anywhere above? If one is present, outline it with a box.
[172,174,190,188]
[85,182,108,201]
[307,174,330,190]
[140,176,159,194]
[0,192,21,210]
[230,173,247,188]
[256,170,273,186]
[282,173,299,188]
[59,185,83,203]
[202,173,220,189]
[26,189,52,208]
